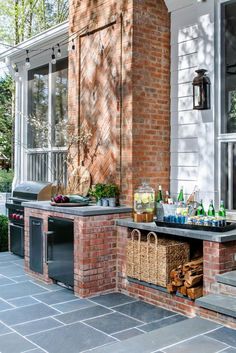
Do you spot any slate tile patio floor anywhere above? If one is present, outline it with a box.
[0,253,235,353]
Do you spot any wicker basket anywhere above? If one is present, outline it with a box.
[127,229,190,287]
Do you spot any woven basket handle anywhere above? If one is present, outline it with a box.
[147,232,158,282]
[131,229,141,280]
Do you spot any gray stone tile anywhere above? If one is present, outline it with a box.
[32,279,62,291]
[0,332,36,353]
[0,281,48,300]
[52,298,95,313]
[90,293,137,308]
[0,298,14,311]
[196,294,236,318]
[221,348,236,353]
[9,296,39,307]
[0,264,25,277]
[88,318,221,353]
[33,288,75,304]
[163,335,228,353]
[13,317,63,336]
[112,328,143,341]
[115,301,175,323]
[85,312,142,334]
[11,274,32,283]
[22,348,45,353]
[0,275,15,286]
[139,314,188,332]
[29,322,115,353]
[216,271,236,287]
[0,253,20,262]
[0,303,59,325]
[56,305,112,324]
[0,322,12,335]
[207,327,236,347]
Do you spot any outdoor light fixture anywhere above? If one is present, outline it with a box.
[25,50,31,69]
[192,69,211,110]
[51,47,56,65]
[57,43,61,58]
[71,39,75,51]
[14,65,19,79]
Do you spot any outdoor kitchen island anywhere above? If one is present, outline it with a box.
[115,219,236,328]
[23,201,132,297]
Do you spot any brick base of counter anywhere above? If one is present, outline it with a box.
[116,226,236,328]
[24,208,131,297]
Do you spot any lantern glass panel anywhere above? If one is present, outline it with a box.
[194,84,202,108]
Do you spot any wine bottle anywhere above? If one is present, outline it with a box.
[156,185,163,203]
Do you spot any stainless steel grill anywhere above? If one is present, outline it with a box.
[6,181,54,257]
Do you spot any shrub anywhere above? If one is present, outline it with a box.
[0,215,8,251]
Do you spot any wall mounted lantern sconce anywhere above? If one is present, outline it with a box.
[192,69,211,110]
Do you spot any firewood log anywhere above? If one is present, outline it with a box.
[178,285,187,296]
[167,283,177,294]
[184,273,203,288]
[183,258,203,272]
[187,286,203,300]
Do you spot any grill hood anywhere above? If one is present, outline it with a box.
[12,181,53,201]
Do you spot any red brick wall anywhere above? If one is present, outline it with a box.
[203,240,236,294]
[68,0,170,205]
[24,208,131,297]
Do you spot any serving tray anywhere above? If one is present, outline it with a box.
[155,220,236,233]
[50,202,90,207]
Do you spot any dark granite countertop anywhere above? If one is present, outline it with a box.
[23,201,132,217]
[116,218,236,243]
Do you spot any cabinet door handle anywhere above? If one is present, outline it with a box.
[44,231,54,264]
[32,221,41,226]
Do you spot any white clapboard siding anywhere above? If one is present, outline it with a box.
[171,110,199,125]
[171,124,198,139]
[171,166,198,181]
[171,138,198,153]
[170,0,215,200]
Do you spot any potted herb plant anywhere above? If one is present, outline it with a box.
[89,183,106,206]
[104,184,119,207]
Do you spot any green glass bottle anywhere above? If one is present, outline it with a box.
[207,200,215,216]
[197,199,205,216]
[156,185,163,203]
[218,200,226,217]
[177,186,184,202]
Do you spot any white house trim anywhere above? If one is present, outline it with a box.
[0,21,69,187]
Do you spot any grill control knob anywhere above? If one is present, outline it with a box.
[19,215,24,221]
[15,214,21,221]
[12,213,16,220]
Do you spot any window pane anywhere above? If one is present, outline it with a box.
[28,65,49,148]
[221,142,236,210]
[27,152,48,182]
[51,151,67,186]
[52,58,68,147]
[221,1,236,133]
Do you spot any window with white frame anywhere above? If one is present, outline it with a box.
[27,58,68,185]
[220,0,236,210]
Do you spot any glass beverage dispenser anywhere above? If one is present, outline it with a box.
[133,183,155,222]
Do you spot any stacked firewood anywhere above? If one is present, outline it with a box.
[167,258,203,300]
